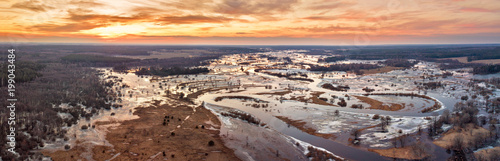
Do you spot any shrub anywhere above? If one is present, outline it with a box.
[208,140,215,146]
[350,104,364,109]
[337,98,347,107]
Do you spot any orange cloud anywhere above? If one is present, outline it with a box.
[460,7,497,13]
[1,0,499,44]
[11,0,53,12]
[157,15,245,24]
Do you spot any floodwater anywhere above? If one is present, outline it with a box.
[204,103,390,161]
[42,53,471,160]
[198,84,458,160]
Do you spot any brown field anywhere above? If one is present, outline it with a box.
[311,91,338,106]
[256,90,292,96]
[214,96,269,103]
[360,66,404,75]
[353,95,404,111]
[43,101,240,161]
[439,57,500,64]
[186,87,224,100]
[474,146,500,161]
[369,146,428,160]
[275,116,335,139]
[289,91,338,107]
[433,124,490,149]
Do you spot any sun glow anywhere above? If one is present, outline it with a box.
[1,0,500,44]
[81,25,147,38]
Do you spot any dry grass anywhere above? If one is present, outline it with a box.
[275,116,335,139]
[439,57,500,64]
[360,66,404,75]
[214,96,269,103]
[353,95,404,111]
[369,146,428,160]
[227,90,246,93]
[310,91,337,106]
[362,93,441,113]
[186,87,223,100]
[256,90,292,96]
[474,146,500,161]
[433,124,490,149]
[43,103,240,161]
[472,59,500,64]
[289,91,337,107]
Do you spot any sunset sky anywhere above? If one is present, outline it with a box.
[1,0,500,45]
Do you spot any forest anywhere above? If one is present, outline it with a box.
[309,63,379,72]
[135,67,210,76]
[380,59,418,68]
[275,45,500,62]
[61,54,136,65]
[340,45,500,60]
[0,61,45,87]
[318,56,346,62]
[0,64,113,160]
[473,64,500,75]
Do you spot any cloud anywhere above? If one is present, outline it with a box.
[214,0,298,16]
[459,7,497,13]
[69,0,104,7]
[32,22,106,32]
[157,15,244,24]
[396,19,458,31]
[64,9,150,23]
[307,1,355,10]
[198,27,215,31]
[4,0,500,44]
[290,25,370,33]
[301,16,337,21]
[11,0,54,12]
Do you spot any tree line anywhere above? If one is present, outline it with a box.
[472,64,500,75]
[0,61,45,87]
[135,67,209,76]
[0,64,114,160]
[309,63,379,72]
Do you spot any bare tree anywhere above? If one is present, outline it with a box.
[380,117,388,132]
[450,134,465,150]
[442,109,450,124]
[351,128,361,144]
[411,142,429,159]
[398,134,407,148]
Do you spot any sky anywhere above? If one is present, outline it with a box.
[1,0,500,45]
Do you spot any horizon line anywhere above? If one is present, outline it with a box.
[2,42,500,47]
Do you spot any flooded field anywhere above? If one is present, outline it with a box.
[43,50,499,160]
